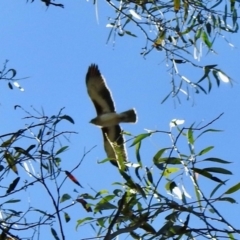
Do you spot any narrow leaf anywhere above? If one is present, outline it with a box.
[60,115,75,124]
[6,177,20,194]
[65,171,83,187]
[64,212,70,222]
[51,228,60,240]
[203,167,232,175]
[76,199,92,212]
[224,182,240,195]
[130,133,151,147]
[60,194,71,203]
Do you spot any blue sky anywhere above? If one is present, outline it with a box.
[1,0,240,239]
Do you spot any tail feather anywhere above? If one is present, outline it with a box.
[119,109,137,123]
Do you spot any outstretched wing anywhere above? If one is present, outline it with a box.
[86,64,115,115]
[86,64,127,170]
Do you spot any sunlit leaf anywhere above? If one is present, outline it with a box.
[130,133,151,147]
[201,31,212,48]
[217,71,230,83]
[95,189,109,198]
[129,9,141,20]
[197,146,214,156]
[187,128,194,145]
[163,167,180,177]
[76,217,94,230]
[174,0,181,12]
[4,151,18,175]
[224,182,240,195]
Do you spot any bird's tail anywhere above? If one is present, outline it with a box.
[119,109,137,123]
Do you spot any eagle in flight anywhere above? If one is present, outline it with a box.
[86,64,137,170]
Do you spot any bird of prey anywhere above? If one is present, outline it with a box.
[86,64,137,170]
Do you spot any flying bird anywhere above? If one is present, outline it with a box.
[86,64,137,170]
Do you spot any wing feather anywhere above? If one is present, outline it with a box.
[86,64,115,115]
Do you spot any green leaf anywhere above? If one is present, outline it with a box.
[174,0,181,12]
[210,181,227,198]
[157,157,181,165]
[135,141,142,166]
[4,199,21,204]
[95,201,116,211]
[97,217,107,228]
[95,189,109,198]
[14,147,34,160]
[197,146,214,156]
[140,222,156,233]
[202,158,232,164]
[76,217,94,230]
[51,228,60,240]
[192,168,224,184]
[196,128,223,140]
[224,182,240,195]
[60,194,71,203]
[64,212,70,223]
[218,197,237,204]
[153,148,169,162]
[4,151,18,175]
[130,133,151,147]
[201,31,212,48]
[187,128,194,145]
[163,167,180,177]
[6,177,20,194]
[56,146,69,155]
[203,167,232,175]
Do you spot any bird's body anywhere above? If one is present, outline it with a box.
[90,109,137,127]
[86,64,137,170]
